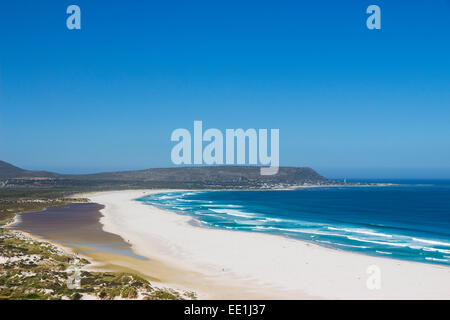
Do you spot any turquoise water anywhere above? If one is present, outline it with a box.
[137,180,450,266]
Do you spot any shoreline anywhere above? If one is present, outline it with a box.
[86,189,450,299]
[3,202,197,300]
[4,206,81,260]
[5,211,106,284]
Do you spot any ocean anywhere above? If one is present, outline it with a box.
[137,180,450,266]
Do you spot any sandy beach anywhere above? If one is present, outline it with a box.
[86,190,450,299]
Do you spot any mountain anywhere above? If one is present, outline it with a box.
[0,160,330,188]
[70,166,328,185]
[0,161,59,179]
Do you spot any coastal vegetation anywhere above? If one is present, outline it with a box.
[0,228,195,300]
[0,191,196,300]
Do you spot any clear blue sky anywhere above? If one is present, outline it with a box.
[0,0,449,179]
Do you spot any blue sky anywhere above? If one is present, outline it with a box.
[0,0,449,178]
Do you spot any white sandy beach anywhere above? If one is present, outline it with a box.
[86,190,450,299]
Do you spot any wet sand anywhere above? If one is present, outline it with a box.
[14,203,145,260]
